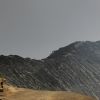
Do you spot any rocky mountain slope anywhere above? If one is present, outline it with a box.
[0,41,100,99]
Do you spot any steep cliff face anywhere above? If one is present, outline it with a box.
[0,41,100,98]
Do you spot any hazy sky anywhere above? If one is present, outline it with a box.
[0,0,100,59]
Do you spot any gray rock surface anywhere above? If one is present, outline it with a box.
[0,41,100,98]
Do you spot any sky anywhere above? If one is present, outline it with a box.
[0,0,100,59]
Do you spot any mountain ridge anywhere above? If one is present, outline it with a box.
[0,41,100,98]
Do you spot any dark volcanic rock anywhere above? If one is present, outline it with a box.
[0,41,100,99]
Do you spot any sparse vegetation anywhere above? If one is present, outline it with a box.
[0,73,5,78]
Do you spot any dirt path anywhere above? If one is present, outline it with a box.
[4,87,96,100]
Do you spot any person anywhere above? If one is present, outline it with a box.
[0,79,4,92]
[1,81,3,88]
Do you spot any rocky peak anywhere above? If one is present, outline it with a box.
[47,41,96,59]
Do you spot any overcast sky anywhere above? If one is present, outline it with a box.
[0,0,100,59]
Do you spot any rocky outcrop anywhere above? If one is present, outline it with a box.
[0,41,100,99]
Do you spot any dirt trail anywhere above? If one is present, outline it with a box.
[2,86,95,100]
